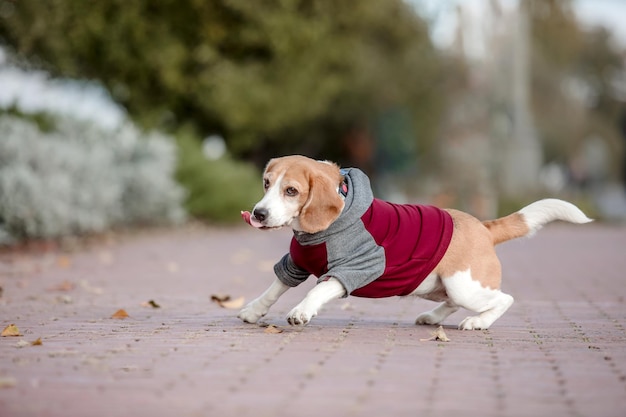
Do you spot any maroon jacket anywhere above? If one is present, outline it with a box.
[274,169,454,298]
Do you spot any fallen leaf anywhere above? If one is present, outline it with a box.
[31,338,43,346]
[420,325,450,342]
[210,294,230,303]
[264,324,284,334]
[141,300,161,309]
[220,297,245,309]
[111,309,129,319]
[1,324,22,337]
[211,294,245,309]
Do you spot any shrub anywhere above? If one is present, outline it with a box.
[175,133,262,223]
[0,115,185,243]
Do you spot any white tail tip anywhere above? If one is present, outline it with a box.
[518,199,593,235]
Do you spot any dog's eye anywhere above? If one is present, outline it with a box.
[263,178,270,190]
[285,187,298,197]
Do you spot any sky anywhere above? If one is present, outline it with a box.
[574,0,626,46]
[410,0,626,51]
[0,0,624,129]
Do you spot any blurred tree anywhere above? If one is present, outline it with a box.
[528,0,585,162]
[528,0,624,179]
[0,0,442,165]
[577,27,624,118]
[529,0,582,69]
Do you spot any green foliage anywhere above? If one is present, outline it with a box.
[0,0,442,163]
[175,131,262,223]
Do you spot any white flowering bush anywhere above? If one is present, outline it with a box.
[0,115,186,242]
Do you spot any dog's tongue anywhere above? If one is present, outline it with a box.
[241,211,263,228]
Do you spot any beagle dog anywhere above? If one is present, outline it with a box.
[239,155,592,330]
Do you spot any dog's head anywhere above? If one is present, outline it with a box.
[245,155,345,234]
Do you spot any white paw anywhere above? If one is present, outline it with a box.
[415,312,442,325]
[286,306,316,326]
[459,316,489,330]
[238,302,268,324]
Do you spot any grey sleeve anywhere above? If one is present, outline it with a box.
[274,253,311,287]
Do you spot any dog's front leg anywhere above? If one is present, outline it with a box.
[287,278,346,326]
[238,278,290,323]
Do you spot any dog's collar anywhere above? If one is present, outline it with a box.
[338,169,349,200]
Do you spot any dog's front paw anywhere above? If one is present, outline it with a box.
[459,316,488,330]
[238,302,268,324]
[286,306,316,326]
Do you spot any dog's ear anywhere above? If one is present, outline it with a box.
[298,165,344,234]
[264,158,278,174]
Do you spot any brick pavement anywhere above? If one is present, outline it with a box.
[0,223,625,417]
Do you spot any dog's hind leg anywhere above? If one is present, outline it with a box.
[415,301,459,325]
[411,273,459,325]
[443,269,514,330]
[457,291,514,330]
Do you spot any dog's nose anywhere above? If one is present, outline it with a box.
[253,207,268,222]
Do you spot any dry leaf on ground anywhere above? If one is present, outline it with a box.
[219,296,245,309]
[211,294,245,309]
[140,300,161,309]
[420,325,450,342]
[1,324,22,337]
[210,294,229,303]
[263,324,284,334]
[13,337,42,348]
[111,309,129,319]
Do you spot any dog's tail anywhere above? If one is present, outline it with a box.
[483,199,593,245]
